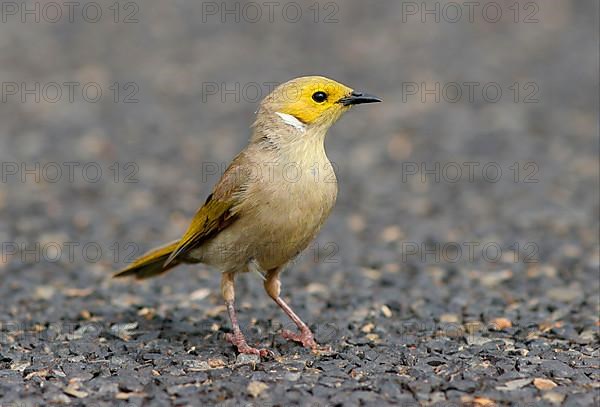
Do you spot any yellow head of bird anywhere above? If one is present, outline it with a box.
[259,76,381,131]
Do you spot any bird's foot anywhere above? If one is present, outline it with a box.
[281,327,318,349]
[225,333,272,357]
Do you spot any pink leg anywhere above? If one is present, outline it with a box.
[221,272,270,357]
[264,269,318,349]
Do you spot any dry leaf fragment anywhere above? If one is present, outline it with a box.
[534,378,558,390]
[116,391,147,400]
[208,358,226,368]
[190,288,210,301]
[247,381,269,398]
[361,323,375,333]
[63,386,88,398]
[490,317,512,330]
[473,397,495,406]
[381,304,393,318]
[63,287,93,297]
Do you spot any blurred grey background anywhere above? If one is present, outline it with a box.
[1,0,597,275]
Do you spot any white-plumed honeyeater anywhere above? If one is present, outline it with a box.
[115,76,381,356]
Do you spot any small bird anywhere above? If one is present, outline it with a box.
[115,76,381,356]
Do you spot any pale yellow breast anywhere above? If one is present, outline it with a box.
[198,141,338,272]
[238,154,337,270]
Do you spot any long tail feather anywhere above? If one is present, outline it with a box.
[114,240,181,279]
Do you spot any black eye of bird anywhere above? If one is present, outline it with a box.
[312,91,327,103]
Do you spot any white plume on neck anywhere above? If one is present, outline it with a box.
[275,112,306,133]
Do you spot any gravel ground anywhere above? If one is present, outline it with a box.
[1,1,599,406]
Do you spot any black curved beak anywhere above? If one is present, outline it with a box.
[338,91,382,106]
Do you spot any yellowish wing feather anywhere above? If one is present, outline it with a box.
[163,150,251,266]
[163,197,236,266]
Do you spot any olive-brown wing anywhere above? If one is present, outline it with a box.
[163,152,251,266]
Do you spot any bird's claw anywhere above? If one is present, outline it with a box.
[225,333,272,357]
[281,328,318,349]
